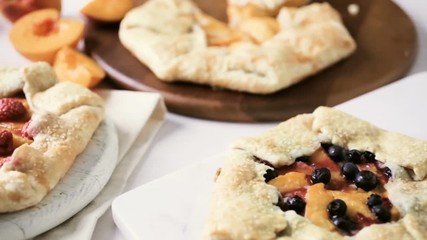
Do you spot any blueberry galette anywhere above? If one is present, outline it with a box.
[204,106,427,239]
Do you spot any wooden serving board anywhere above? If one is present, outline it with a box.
[85,0,417,122]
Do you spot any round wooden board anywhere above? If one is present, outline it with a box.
[85,0,417,122]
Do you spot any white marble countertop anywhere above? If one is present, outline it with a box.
[1,0,427,239]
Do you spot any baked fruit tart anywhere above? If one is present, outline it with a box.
[119,0,356,94]
[204,106,427,239]
[0,62,104,213]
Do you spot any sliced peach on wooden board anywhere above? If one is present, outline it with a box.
[236,17,279,43]
[53,47,106,88]
[0,0,61,22]
[195,12,249,46]
[80,0,133,22]
[9,8,84,63]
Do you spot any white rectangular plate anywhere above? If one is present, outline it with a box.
[112,72,427,240]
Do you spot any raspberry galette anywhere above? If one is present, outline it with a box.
[204,106,427,239]
[0,62,104,213]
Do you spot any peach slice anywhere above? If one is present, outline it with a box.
[0,0,61,22]
[195,12,249,46]
[268,172,308,193]
[80,0,133,22]
[9,8,84,63]
[53,47,106,88]
[330,190,373,219]
[227,4,273,28]
[304,183,336,231]
[236,17,279,44]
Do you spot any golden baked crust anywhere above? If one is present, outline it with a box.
[204,106,427,239]
[0,62,104,213]
[0,66,25,98]
[119,0,356,94]
[206,149,287,240]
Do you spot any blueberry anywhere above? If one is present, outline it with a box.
[327,199,347,217]
[371,205,391,222]
[295,156,310,163]
[367,194,382,208]
[263,169,278,182]
[341,162,360,180]
[285,196,306,214]
[321,142,332,151]
[311,168,331,184]
[362,151,376,162]
[345,149,362,163]
[277,196,287,211]
[331,215,355,233]
[327,145,345,162]
[384,167,392,178]
[355,170,378,191]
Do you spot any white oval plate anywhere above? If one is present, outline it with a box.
[0,118,118,240]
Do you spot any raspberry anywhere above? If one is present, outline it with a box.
[21,121,34,140]
[0,98,27,121]
[0,130,14,156]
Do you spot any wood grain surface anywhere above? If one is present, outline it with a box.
[85,0,417,122]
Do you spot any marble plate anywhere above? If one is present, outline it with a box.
[0,118,119,240]
[111,72,427,240]
[112,154,222,240]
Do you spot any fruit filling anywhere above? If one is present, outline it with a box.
[262,144,399,235]
[0,97,33,167]
[33,18,59,36]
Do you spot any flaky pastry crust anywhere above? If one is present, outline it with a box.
[0,62,104,213]
[119,0,356,94]
[204,106,427,240]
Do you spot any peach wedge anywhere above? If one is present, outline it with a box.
[9,8,84,63]
[80,0,133,22]
[53,47,106,88]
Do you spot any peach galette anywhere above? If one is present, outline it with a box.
[119,0,356,94]
[204,106,427,239]
[0,62,104,213]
